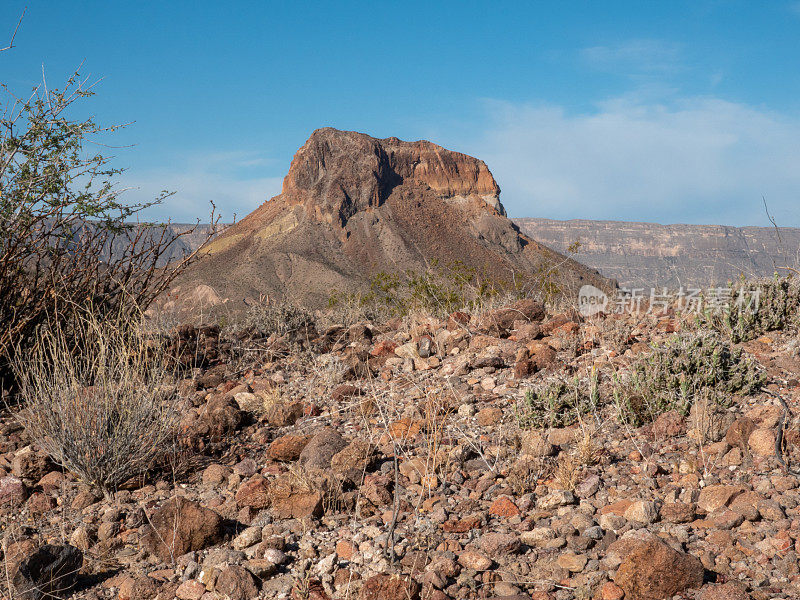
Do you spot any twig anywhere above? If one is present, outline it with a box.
[0,7,25,52]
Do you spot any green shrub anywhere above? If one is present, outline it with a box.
[701,277,800,342]
[518,372,600,429]
[329,261,511,320]
[617,331,764,425]
[0,68,212,385]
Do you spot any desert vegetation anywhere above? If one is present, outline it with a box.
[0,67,214,390]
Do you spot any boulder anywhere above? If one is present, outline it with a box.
[140,497,223,562]
[478,299,546,336]
[215,565,259,600]
[299,427,347,470]
[614,537,704,600]
[269,474,324,519]
[11,544,83,600]
[267,434,311,462]
[0,475,27,507]
[698,582,751,600]
[235,474,271,509]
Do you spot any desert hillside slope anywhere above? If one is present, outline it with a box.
[515,218,800,289]
[173,129,608,310]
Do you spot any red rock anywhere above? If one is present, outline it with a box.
[748,428,775,457]
[36,471,65,494]
[140,497,223,562]
[331,383,362,401]
[267,435,311,462]
[26,492,55,515]
[478,299,546,336]
[489,497,521,518]
[698,582,750,600]
[527,341,558,370]
[202,464,230,486]
[236,474,272,509]
[118,574,159,600]
[660,502,696,524]
[299,427,348,470]
[265,402,304,427]
[331,439,374,481]
[480,532,521,557]
[180,395,242,444]
[476,407,503,426]
[514,358,536,378]
[600,582,625,600]
[599,499,633,516]
[697,485,747,514]
[457,550,493,571]
[11,448,53,481]
[651,410,686,438]
[335,540,356,561]
[614,537,704,600]
[448,311,471,329]
[725,417,756,447]
[442,515,482,533]
[175,579,206,600]
[292,578,331,600]
[269,474,324,519]
[359,574,421,600]
[370,339,398,357]
[388,418,422,440]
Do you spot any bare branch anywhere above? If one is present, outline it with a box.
[0,7,25,52]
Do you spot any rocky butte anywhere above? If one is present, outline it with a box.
[172,128,608,310]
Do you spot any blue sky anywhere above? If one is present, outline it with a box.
[2,1,800,226]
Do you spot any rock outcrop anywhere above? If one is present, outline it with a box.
[173,128,607,310]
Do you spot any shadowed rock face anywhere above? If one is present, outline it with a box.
[174,128,607,310]
[281,128,502,226]
[515,217,800,289]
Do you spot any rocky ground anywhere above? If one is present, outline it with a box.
[3,299,800,600]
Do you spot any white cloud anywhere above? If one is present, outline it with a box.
[581,39,683,75]
[468,95,800,226]
[118,151,284,222]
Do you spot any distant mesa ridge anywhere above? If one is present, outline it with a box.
[514,217,800,289]
[171,128,606,309]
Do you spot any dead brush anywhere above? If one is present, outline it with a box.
[573,421,601,467]
[12,306,180,499]
[507,455,549,495]
[235,386,282,417]
[420,392,454,493]
[553,453,581,492]
[284,465,346,515]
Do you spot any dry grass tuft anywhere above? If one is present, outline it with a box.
[12,307,179,498]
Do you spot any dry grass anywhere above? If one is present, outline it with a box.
[12,307,179,499]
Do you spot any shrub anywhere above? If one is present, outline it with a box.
[617,331,764,425]
[518,372,600,429]
[13,307,179,498]
[237,300,316,339]
[328,262,510,321]
[701,276,800,342]
[0,68,213,384]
